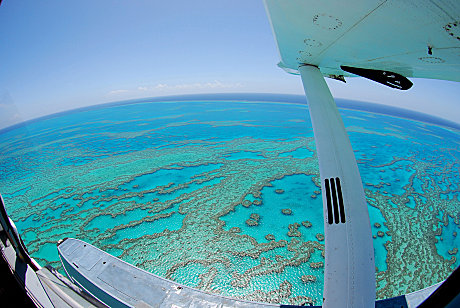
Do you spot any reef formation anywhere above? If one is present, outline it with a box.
[0,100,458,305]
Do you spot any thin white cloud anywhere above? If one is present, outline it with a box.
[107,89,129,96]
[154,83,168,89]
[140,80,243,91]
[106,80,244,99]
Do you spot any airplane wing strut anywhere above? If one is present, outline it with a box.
[299,64,375,308]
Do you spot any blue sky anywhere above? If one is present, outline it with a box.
[0,0,459,129]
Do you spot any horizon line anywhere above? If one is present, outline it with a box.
[1,93,459,134]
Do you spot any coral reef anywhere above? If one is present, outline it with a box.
[229,227,241,233]
[315,233,324,241]
[309,262,324,269]
[243,281,292,304]
[281,208,292,215]
[287,223,301,237]
[242,200,252,208]
[0,100,458,306]
[246,213,260,226]
[301,275,317,283]
[245,219,258,227]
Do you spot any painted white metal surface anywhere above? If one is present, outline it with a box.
[58,238,282,308]
[405,281,443,308]
[298,65,375,308]
[264,0,460,81]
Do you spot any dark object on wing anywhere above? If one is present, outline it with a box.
[341,66,413,90]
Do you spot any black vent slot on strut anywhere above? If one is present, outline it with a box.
[325,179,333,224]
[324,177,346,224]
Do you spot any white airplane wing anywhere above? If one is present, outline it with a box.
[265,0,460,82]
[264,1,460,308]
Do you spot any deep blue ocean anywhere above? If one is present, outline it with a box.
[0,94,458,305]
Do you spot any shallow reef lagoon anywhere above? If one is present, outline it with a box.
[0,94,459,305]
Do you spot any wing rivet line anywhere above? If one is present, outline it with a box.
[418,56,445,64]
[312,13,342,30]
[444,21,460,41]
[324,177,346,224]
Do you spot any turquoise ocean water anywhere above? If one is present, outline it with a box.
[0,95,458,305]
